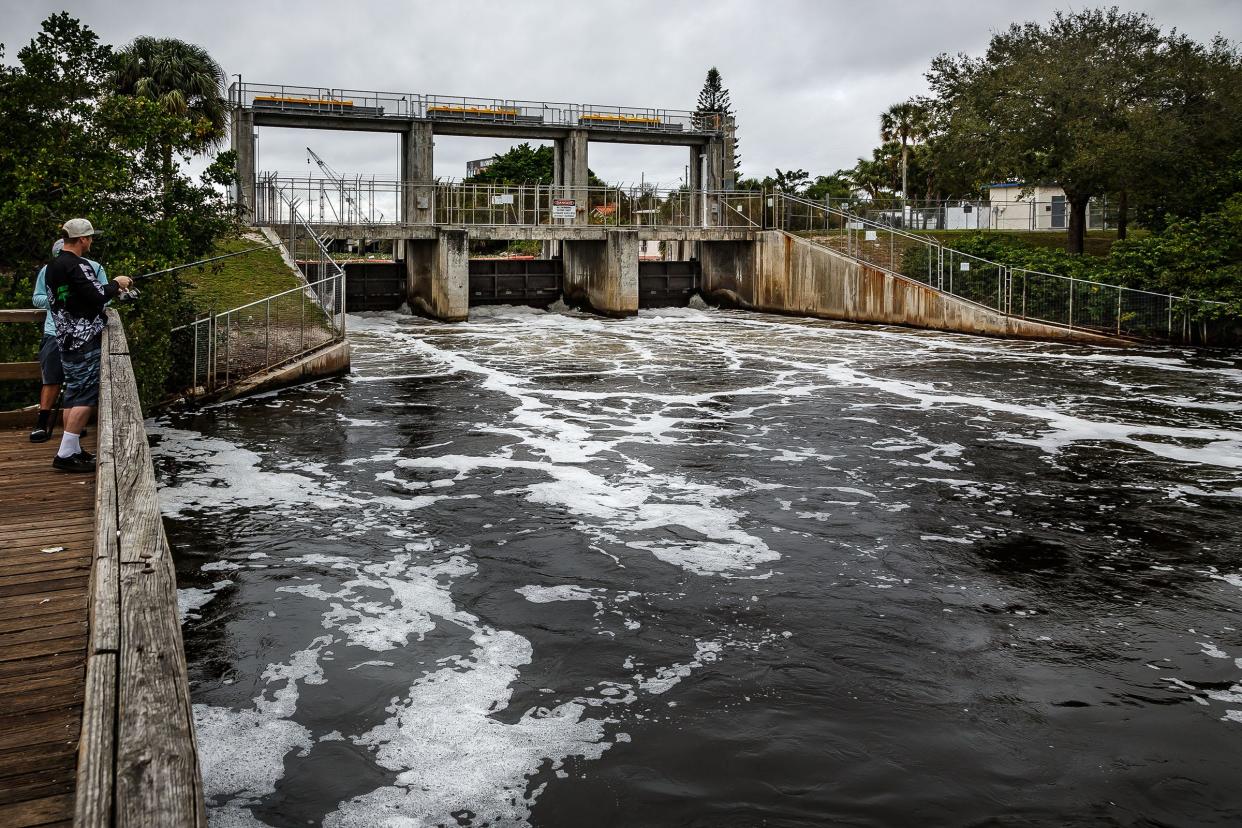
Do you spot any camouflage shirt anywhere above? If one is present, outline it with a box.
[45,250,120,353]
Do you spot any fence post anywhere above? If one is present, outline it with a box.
[265,299,271,368]
[1116,287,1123,336]
[1068,278,1075,329]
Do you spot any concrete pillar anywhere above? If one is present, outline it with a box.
[722,116,738,191]
[562,229,638,317]
[401,121,435,226]
[231,108,256,222]
[404,228,469,321]
[559,129,589,224]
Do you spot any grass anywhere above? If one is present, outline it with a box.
[181,234,306,315]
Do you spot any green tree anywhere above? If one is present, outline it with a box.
[467,143,554,184]
[111,36,228,201]
[879,99,929,202]
[772,168,810,195]
[0,15,238,409]
[695,66,740,179]
[926,7,1220,255]
[466,142,606,186]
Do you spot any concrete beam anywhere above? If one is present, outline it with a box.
[249,110,713,145]
[404,228,469,321]
[562,230,638,317]
[231,109,256,220]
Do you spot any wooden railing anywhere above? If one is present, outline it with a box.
[0,308,46,426]
[76,310,205,826]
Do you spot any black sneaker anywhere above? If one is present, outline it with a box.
[76,449,96,464]
[30,426,50,443]
[52,452,96,473]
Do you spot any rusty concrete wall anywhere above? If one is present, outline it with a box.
[405,228,469,321]
[701,232,1125,345]
[213,340,351,402]
[562,230,639,317]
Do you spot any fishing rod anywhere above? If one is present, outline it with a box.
[118,242,282,300]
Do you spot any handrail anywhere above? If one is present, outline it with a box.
[777,192,1227,307]
[773,192,1227,340]
[76,309,206,826]
[171,192,347,398]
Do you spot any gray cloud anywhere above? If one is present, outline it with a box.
[3,0,1239,186]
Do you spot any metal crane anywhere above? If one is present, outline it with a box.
[306,146,370,224]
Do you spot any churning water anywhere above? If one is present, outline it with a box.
[153,306,1242,827]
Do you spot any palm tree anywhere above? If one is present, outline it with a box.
[112,37,227,198]
[879,100,929,204]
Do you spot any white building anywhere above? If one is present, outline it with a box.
[985,182,1069,231]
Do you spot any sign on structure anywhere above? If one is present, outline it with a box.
[552,198,576,220]
[491,194,514,206]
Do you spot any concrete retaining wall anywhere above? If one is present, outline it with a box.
[702,231,1126,345]
[212,340,352,402]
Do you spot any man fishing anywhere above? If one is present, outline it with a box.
[30,237,109,443]
[44,218,132,473]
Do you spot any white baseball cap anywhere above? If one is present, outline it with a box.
[61,218,99,239]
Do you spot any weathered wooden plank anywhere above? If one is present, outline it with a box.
[0,362,42,381]
[104,310,128,355]
[0,609,86,637]
[89,345,120,655]
[0,774,75,807]
[73,651,115,828]
[0,708,79,752]
[114,559,206,827]
[109,354,165,566]
[0,792,74,827]
[0,651,84,681]
[0,742,77,780]
[0,309,45,324]
[0,557,92,579]
[0,621,84,649]
[0,573,90,599]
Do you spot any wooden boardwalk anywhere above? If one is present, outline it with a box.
[0,425,97,828]
[0,309,204,827]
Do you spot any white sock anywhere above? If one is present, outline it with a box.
[57,431,81,459]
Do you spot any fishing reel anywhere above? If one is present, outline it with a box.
[117,288,141,302]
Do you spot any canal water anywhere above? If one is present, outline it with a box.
[153,306,1242,827]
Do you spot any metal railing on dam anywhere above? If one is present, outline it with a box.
[772,194,1229,342]
[230,80,723,134]
[254,176,763,230]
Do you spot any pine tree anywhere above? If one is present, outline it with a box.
[695,67,741,177]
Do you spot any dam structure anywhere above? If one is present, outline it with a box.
[231,81,1221,344]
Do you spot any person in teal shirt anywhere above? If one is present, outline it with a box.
[30,238,108,442]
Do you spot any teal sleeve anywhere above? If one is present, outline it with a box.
[32,266,49,309]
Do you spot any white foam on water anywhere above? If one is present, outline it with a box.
[194,637,329,812]
[178,580,232,623]
[149,424,350,517]
[516,585,597,603]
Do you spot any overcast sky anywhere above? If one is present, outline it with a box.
[3,0,1240,187]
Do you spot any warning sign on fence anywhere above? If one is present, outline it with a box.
[552,198,576,220]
